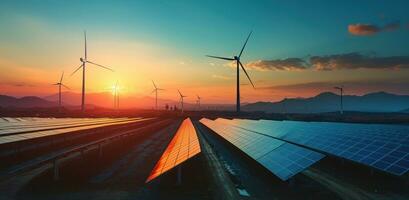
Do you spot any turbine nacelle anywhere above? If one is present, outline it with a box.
[234,56,239,60]
[80,57,86,62]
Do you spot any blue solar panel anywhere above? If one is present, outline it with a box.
[258,143,324,180]
[199,118,325,181]
[214,118,409,176]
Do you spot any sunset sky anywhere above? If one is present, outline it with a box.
[1,0,409,104]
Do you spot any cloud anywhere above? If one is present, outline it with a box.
[383,21,400,32]
[348,22,400,36]
[245,58,309,71]
[310,52,409,71]
[348,24,381,35]
[211,74,233,80]
[243,53,409,71]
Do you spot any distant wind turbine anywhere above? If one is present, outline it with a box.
[114,81,119,110]
[334,86,344,114]
[178,89,187,113]
[53,71,69,108]
[152,80,164,110]
[71,31,114,111]
[196,95,201,110]
[207,31,255,112]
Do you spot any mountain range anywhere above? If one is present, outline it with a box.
[242,91,409,113]
[1,91,409,113]
[0,95,57,108]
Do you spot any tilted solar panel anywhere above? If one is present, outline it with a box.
[146,118,201,182]
[258,143,325,180]
[200,118,324,181]
[215,118,409,176]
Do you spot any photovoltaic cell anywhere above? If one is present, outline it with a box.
[146,118,201,182]
[214,118,409,176]
[200,118,324,181]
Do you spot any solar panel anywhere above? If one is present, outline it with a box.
[146,118,201,182]
[200,118,324,181]
[214,118,409,176]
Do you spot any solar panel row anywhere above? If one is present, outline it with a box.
[146,118,201,182]
[214,118,409,176]
[199,118,325,181]
[0,118,150,145]
[0,118,115,130]
[0,118,136,135]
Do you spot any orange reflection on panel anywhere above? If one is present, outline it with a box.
[146,117,201,182]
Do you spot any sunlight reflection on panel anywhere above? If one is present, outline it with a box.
[146,118,201,183]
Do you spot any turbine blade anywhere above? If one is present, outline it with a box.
[84,31,87,60]
[206,55,234,61]
[52,83,59,85]
[86,61,114,72]
[60,71,64,83]
[62,84,70,90]
[151,89,156,94]
[152,80,157,89]
[158,88,165,91]
[238,31,252,58]
[71,64,83,76]
[239,61,255,89]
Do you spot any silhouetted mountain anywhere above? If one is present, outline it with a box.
[243,91,409,113]
[0,95,57,108]
[43,92,194,109]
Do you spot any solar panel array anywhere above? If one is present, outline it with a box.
[0,118,150,145]
[200,118,325,181]
[213,118,409,176]
[146,118,201,182]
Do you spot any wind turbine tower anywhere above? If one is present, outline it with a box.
[114,81,119,110]
[196,95,201,110]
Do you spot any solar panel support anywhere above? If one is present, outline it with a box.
[177,165,182,185]
[53,159,59,181]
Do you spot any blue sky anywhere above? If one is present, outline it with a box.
[0,0,409,102]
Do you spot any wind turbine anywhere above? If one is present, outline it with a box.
[206,31,255,112]
[178,89,187,113]
[152,80,164,110]
[334,86,344,114]
[71,31,114,111]
[114,81,119,110]
[196,95,201,110]
[53,71,69,108]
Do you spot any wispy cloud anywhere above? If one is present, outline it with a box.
[348,21,400,36]
[211,74,233,80]
[246,58,309,71]
[242,52,409,71]
[311,53,409,71]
